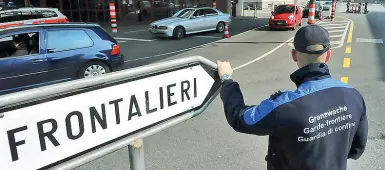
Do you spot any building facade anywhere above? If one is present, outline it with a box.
[5,0,232,22]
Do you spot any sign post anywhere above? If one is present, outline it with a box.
[128,139,144,170]
[0,56,221,170]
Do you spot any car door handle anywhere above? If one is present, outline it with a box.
[31,59,44,63]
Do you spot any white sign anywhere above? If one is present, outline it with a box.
[0,65,215,170]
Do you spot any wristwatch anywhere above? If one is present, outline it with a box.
[221,74,232,83]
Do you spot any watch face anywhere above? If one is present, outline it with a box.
[221,74,231,82]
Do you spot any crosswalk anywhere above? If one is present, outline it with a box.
[287,18,350,49]
[318,20,350,48]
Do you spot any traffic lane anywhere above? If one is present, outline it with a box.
[155,19,311,68]
[119,19,270,69]
[151,30,295,69]
[119,35,223,69]
[365,11,385,81]
[338,12,385,170]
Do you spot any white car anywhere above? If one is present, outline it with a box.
[149,7,231,39]
[0,7,68,29]
[322,1,333,19]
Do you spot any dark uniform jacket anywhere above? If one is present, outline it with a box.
[220,63,368,170]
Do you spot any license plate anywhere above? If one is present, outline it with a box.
[276,22,284,25]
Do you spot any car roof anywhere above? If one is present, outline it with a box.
[0,23,100,34]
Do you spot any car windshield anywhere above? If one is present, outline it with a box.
[274,5,295,13]
[175,9,194,18]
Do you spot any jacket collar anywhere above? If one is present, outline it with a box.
[290,63,331,87]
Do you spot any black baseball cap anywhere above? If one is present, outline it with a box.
[294,24,330,54]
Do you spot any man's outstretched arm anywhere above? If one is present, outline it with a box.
[220,80,279,136]
[217,61,279,136]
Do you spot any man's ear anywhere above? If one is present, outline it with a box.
[325,49,331,63]
[291,49,298,62]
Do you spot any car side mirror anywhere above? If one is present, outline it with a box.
[271,11,274,15]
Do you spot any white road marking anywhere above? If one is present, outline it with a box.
[234,36,294,70]
[356,38,384,43]
[328,30,345,33]
[319,23,348,26]
[319,20,349,24]
[287,42,294,48]
[124,30,147,33]
[322,26,347,29]
[193,35,222,39]
[330,34,343,38]
[334,17,351,48]
[330,41,341,45]
[118,40,127,43]
[114,37,155,42]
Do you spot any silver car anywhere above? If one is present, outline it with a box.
[322,1,333,19]
[149,7,231,39]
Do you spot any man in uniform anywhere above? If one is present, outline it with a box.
[217,24,368,170]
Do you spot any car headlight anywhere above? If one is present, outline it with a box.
[158,26,168,29]
[288,15,294,19]
[270,16,274,19]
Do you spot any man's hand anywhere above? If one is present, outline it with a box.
[217,60,233,78]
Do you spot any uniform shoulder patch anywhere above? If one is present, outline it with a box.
[270,90,283,100]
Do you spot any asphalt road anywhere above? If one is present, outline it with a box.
[73,3,385,170]
[103,18,268,69]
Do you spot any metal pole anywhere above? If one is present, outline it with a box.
[254,4,256,19]
[110,3,118,33]
[128,139,145,170]
[307,0,316,24]
[331,0,336,21]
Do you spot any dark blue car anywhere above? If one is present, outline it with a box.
[0,23,124,95]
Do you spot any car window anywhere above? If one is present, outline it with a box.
[193,9,205,17]
[0,32,40,58]
[274,5,295,13]
[174,9,193,17]
[46,29,93,53]
[178,9,195,18]
[204,9,218,16]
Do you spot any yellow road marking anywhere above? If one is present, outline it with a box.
[345,46,351,53]
[343,58,350,68]
[347,21,354,43]
[338,16,354,43]
[341,77,349,84]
